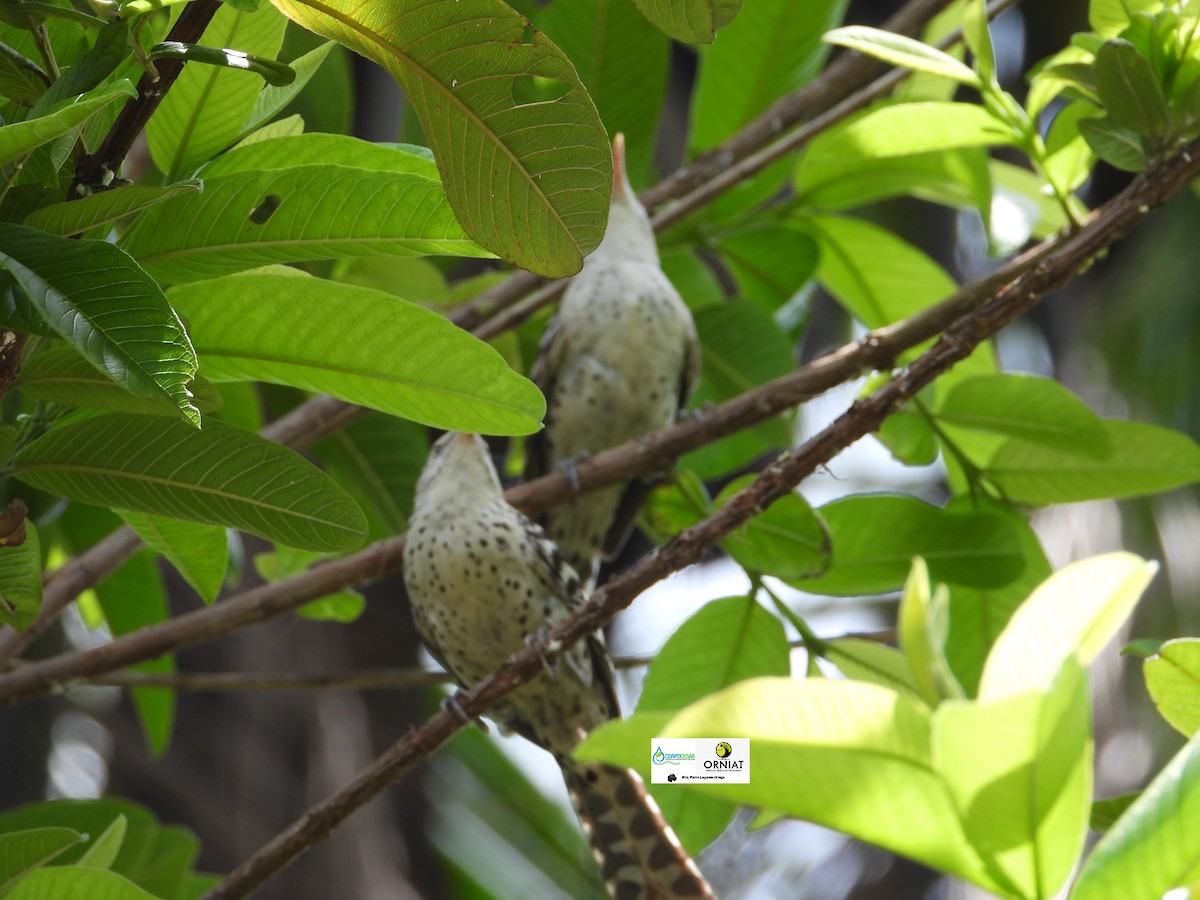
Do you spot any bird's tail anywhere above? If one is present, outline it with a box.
[560,757,715,899]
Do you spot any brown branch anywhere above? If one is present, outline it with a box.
[199,140,1200,900]
[0,0,975,665]
[70,0,221,195]
[4,136,1199,713]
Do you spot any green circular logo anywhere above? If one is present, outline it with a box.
[715,741,732,758]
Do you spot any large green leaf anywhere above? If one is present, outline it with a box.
[0,224,199,425]
[117,511,228,604]
[198,133,439,179]
[1071,730,1200,899]
[577,678,999,893]
[715,223,819,311]
[690,0,847,149]
[935,373,1112,456]
[0,519,41,631]
[269,0,610,276]
[716,477,830,580]
[636,595,789,852]
[8,866,160,900]
[934,661,1092,900]
[978,552,1156,701]
[15,345,222,419]
[0,79,134,168]
[1144,638,1200,737]
[168,270,544,434]
[22,182,203,238]
[0,828,81,891]
[823,26,982,87]
[539,0,668,186]
[146,3,288,178]
[119,164,489,283]
[796,495,1026,596]
[1094,39,1168,135]
[11,414,367,552]
[628,0,744,44]
[985,420,1200,504]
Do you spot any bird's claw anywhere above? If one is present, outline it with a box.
[556,453,591,492]
[525,629,563,676]
[441,691,488,734]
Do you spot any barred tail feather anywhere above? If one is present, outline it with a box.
[561,758,715,899]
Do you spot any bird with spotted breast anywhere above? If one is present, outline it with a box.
[404,432,714,899]
[526,133,700,589]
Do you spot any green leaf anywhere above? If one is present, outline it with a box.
[1094,39,1168,135]
[16,345,222,419]
[681,299,795,478]
[120,164,489,283]
[12,414,367,552]
[898,558,962,705]
[715,224,819,311]
[1089,791,1140,832]
[78,815,126,869]
[0,79,134,168]
[0,44,48,106]
[538,0,667,185]
[578,678,999,893]
[296,589,363,622]
[201,132,439,179]
[961,0,995,84]
[146,41,295,87]
[1145,638,1200,737]
[1043,102,1099,195]
[690,0,847,149]
[1089,0,1159,36]
[978,552,1156,701]
[22,182,203,238]
[0,519,41,631]
[0,827,82,892]
[628,0,744,44]
[313,413,426,540]
[269,0,610,277]
[235,40,334,142]
[933,660,1091,900]
[640,470,710,545]
[823,638,924,700]
[1071,730,1200,899]
[796,495,1026,596]
[636,595,787,853]
[639,596,791,712]
[168,270,544,434]
[944,500,1053,698]
[935,373,1112,455]
[116,511,227,604]
[7,866,161,900]
[0,224,199,426]
[146,3,288,179]
[1078,116,1147,172]
[985,420,1200,504]
[715,476,830,580]
[877,404,940,466]
[823,26,982,87]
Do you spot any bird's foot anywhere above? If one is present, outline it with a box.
[525,628,563,676]
[556,453,591,492]
[441,691,488,734]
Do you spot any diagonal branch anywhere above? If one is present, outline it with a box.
[199,139,1200,900]
[0,0,963,668]
[3,136,1199,711]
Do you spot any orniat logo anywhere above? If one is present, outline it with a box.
[715,741,732,758]
[652,745,695,766]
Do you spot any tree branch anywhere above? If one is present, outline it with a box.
[199,140,1200,900]
[3,137,1198,712]
[0,0,980,668]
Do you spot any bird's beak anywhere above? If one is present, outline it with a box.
[612,132,633,205]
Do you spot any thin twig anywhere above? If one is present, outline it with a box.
[199,139,1200,900]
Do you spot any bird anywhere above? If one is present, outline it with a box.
[404,432,714,899]
[525,133,700,589]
